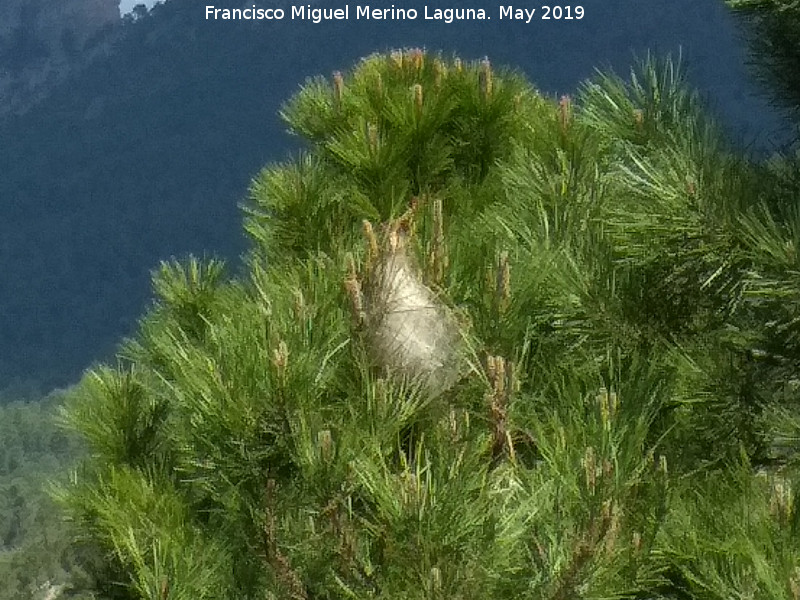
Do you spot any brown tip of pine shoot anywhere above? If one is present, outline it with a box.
[362,220,379,267]
[332,71,344,107]
[412,83,423,118]
[479,57,492,101]
[558,94,572,134]
[408,47,424,71]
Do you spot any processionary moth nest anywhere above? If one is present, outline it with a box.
[349,214,463,398]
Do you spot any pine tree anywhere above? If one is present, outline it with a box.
[726,0,800,137]
[56,50,800,599]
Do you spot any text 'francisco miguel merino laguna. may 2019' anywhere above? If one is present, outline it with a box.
[204,5,585,24]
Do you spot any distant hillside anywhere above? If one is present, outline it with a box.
[0,0,120,115]
[0,0,789,395]
[0,392,88,599]
[0,0,118,61]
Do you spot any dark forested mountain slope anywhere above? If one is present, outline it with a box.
[0,0,120,116]
[0,0,789,394]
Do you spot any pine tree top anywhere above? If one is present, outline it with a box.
[55,49,800,600]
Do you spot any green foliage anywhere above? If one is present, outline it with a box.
[0,393,93,600]
[245,51,545,262]
[55,466,233,599]
[726,0,800,137]
[58,50,800,599]
[659,461,800,599]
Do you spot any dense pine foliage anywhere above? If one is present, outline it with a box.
[55,50,800,599]
[727,0,800,137]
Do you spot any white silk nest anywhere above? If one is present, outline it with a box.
[364,241,462,397]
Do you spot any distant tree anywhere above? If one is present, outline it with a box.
[57,50,800,599]
[132,4,149,21]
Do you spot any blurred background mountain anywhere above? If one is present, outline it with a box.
[0,0,120,116]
